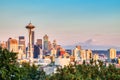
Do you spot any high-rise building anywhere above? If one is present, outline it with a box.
[7,38,18,53]
[80,49,86,61]
[19,36,26,54]
[43,34,49,51]
[86,49,92,60]
[33,39,42,58]
[36,39,42,49]
[34,45,40,58]
[109,48,116,60]
[73,46,81,61]
[18,48,24,59]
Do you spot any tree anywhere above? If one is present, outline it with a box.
[47,60,120,80]
[0,47,19,80]
[0,47,46,80]
[20,62,46,80]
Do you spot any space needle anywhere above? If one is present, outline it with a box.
[26,22,35,62]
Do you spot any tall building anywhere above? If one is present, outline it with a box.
[73,46,81,61]
[86,49,92,60]
[80,49,86,61]
[18,48,24,59]
[33,39,42,58]
[109,48,116,60]
[36,39,42,49]
[19,36,26,54]
[7,38,18,53]
[43,34,49,50]
[34,45,40,58]
[43,35,49,55]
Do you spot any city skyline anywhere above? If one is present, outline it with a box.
[0,0,120,50]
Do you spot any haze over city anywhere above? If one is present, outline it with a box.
[0,0,120,50]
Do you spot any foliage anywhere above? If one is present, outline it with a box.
[47,59,120,80]
[0,47,46,80]
[20,62,46,80]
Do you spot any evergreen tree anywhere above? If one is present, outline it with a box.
[0,47,46,80]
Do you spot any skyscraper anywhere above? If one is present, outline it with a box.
[36,39,42,49]
[33,39,42,58]
[19,36,26,54]
[43,34,49,51]
[80,50,86,61]
[7,38,18,53]
[34,45,40,58]
[73,46,81,61]
[86,49,92,60]
[109,48,116,60]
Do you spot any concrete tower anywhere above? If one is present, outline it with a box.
[26,22,35,61]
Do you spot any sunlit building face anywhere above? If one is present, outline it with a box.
[93,54,99,61]
[86,49,92,60]
[8,38,18,53]
[109,48,116,59]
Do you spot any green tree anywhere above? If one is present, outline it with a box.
[47,60,120,80]
[0,47,19,80]
[0,47,46,80]
[20,62,46,80]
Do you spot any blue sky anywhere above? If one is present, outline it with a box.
[0,0,120,50]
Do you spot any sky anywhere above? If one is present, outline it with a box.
[0,0,120,50]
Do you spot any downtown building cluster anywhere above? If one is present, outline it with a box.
[0,23,119,70]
